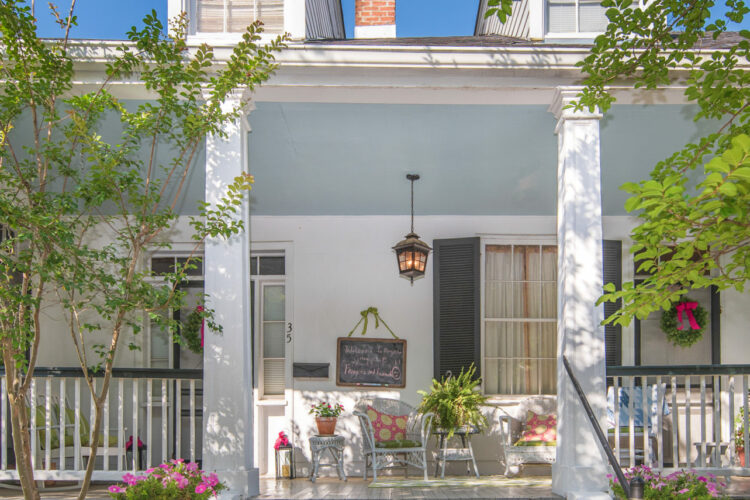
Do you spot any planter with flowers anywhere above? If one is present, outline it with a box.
[107,459,225,499]
[608,464,727,499]
[309,402,344,436]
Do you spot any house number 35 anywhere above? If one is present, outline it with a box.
[286,323,293,343]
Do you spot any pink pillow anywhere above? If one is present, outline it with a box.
[515,411,557,446]
[366,406,408,442]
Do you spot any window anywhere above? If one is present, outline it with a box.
[546,0,608,34]
[483,244,557,395]
[148,255,204,370]
[193,0,284,34]
[251,254,287,398]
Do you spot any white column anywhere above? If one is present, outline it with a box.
[203,91,258,499]
[549,87,609,499]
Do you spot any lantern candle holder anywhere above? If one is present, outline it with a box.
[275,445,295,479]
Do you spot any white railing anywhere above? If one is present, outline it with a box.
[0,368,202,481]
[608,365,750,476]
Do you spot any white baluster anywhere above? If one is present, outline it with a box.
[59,378,66,470]
[671,376,679,468]
[74,378,80,471]
[147,379,152,469]
[118,379,124,472]
[104,386,110,471]
[686,376,692,467]
[44,377,51,470]
[175,380,181,460]
[190,380,195,462]
[700,375,707,466]
[162,379,168,464]
[30,380,36,470]
[133,379,139,472]
[1,377,7,470]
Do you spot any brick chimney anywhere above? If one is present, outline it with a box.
[354,0,396,39]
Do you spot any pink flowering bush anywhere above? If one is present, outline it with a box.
[107,459,226,499]
[609,465,727,499]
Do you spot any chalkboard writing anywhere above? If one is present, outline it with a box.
[336,337,406,388]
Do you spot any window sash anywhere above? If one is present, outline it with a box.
[193,0,284,34]
[483,243,557,396]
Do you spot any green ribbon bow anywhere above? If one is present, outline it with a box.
[347,306,398,339]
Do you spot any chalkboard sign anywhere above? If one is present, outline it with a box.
[336,337,406,388]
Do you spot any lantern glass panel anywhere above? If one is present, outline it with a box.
[275,447,294,479]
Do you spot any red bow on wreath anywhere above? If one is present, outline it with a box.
[675,301,700,331]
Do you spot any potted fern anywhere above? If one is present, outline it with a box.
[417,363,488,439]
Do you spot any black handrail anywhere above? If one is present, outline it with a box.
[564,355,630,499]
[0,367,203,379]
[608,364,750,377]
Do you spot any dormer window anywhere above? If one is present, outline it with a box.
[191,0,284,35]
[546,0,608,35]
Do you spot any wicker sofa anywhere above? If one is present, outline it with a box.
[498,396,557,476]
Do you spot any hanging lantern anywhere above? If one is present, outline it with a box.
[393,174,431,283]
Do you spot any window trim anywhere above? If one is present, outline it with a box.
[480,235,557,398]
[187,0,284,38]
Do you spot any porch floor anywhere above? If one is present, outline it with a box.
[257,475,560,499]
[0,476,748,498]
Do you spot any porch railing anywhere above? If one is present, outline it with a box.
[0,367,203,481]
[607,364,750,476]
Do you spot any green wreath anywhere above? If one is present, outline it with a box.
[660,299,708,348]
[180,306,204,354]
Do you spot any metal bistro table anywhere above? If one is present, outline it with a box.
[309,434,347,483]
[434,427,480,479]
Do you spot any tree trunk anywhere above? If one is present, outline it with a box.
[8,390,40,500]
[77,398,103,500]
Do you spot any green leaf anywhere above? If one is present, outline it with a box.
[719,182,738,197]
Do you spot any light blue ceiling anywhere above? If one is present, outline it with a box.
[248,102,718,217]
[248,102,559,216]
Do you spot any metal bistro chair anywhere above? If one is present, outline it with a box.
[354,398,433,481]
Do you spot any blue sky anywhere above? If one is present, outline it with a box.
[32,0,748,39]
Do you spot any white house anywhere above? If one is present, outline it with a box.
[7,0,749,499]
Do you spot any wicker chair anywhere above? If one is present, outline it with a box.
[498,396,557,476]
[353,398,433,481]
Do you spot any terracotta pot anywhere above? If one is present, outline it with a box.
[316,416,337,436]
[739,448,746,467]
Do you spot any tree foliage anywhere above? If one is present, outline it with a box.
[0,2,286,498]
[572,0,750,324]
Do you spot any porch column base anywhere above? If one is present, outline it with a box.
[216,467,259,500]
[552,464,609,499]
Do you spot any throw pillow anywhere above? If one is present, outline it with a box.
[514,411,556,447]
[366,405,408,442]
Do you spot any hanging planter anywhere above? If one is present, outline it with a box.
[660,298,708,348]
[180,305,205,354]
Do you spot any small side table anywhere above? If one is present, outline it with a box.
[309,435,347,483]
[434,427,480,479]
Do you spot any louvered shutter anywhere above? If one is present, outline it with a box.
[603,240,622,366]
[433,237,480,381]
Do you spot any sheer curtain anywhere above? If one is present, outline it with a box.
[485,245,557,395]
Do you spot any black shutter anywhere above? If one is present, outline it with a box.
[433,237,480,381]
[603,240,622,367]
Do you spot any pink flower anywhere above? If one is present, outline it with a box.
[186,461,199,472]
[108,485,125,493]
[172,473,188,489]
[195,483,208,494]
[159,463,171,470]
[145,467,156,474]
[678,488,689,494]
[123,473,138,486]
[204,472,219,487]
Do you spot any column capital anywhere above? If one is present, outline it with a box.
[548,86,602,124]
[202,87,256,132]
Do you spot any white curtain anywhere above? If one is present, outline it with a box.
[485,245,557,395]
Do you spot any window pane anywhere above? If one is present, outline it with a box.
[263,285,284,321]
[579,0,608,32]
[514,282,541,318]
[256,0,284,33]
[227,0,253,32]
[541,283,556,318]
[486,282,513,318]
[486,245,512,280]
[197,0,224,32]
[152,257,174,276]
[514,246,540,281]
[541,246,557,280]
[264,359,285,395]
[259,256,285,275]
[177,257,203,276]
[263,321,285,358]
[151,322,170,362]
[547,0,576,32]
[250,257,258,276]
